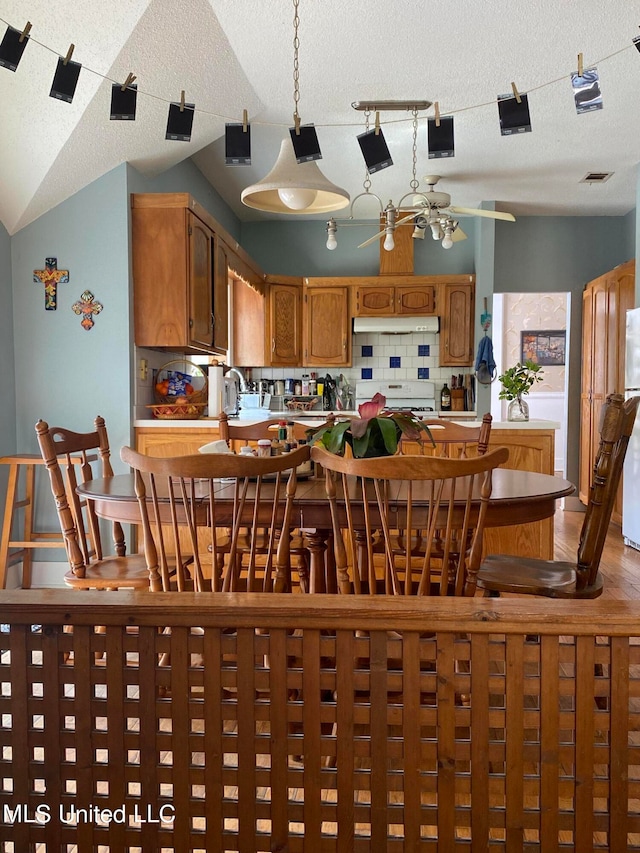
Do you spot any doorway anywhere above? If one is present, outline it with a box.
[490,292,570,478]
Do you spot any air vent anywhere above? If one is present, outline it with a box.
[580,172,613,184]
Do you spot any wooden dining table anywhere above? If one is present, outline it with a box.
[78,468,575,591]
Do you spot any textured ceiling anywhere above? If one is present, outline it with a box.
[1,0,640,235]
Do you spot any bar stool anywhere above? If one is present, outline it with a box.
[0,454,70,588]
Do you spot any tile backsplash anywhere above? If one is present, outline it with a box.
[252,330,453,391]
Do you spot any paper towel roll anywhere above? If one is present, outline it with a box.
[208,365,224,417]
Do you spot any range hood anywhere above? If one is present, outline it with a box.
[353,316,440,335]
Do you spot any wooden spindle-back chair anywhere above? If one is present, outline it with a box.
[477,393,640,598]
[311,444,509,597]
[36,417,152,590]
[120,444,311,593]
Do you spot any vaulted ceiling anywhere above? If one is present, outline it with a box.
[1,0,639,236]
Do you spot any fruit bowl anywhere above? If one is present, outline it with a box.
[147,403,207,420]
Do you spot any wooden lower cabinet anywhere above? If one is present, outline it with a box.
[135,425,221,458]
[135,425,223,559]
[402,425,557,559]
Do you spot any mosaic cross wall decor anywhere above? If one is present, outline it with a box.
[33,257,69,310]
[72,290,103,330]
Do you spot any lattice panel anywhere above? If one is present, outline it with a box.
[1,616,640,850]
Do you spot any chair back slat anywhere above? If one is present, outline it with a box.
[401,413,493,458]
[578,394,640,588]
[120,445,310,594]
[311,444,509,597]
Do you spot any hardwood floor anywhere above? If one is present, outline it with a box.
[554,508,640,599]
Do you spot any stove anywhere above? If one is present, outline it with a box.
[354,380,436,415]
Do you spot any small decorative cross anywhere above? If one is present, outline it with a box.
[72,290,103,330]
[33,257,69,311]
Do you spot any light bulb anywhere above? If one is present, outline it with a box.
[383,230,395,252]
[326,232,337,250]
[442,232,453,249]
[277,187,318,210]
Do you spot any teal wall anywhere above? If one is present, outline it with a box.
[240,218,476,277]
[127,160,241,242]
[0,220,15,459]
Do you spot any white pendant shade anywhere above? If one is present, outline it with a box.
[241,139,350,214]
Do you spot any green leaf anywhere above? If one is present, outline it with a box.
[376,417,400,455]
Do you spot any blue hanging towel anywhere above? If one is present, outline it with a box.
[474,335,496,384]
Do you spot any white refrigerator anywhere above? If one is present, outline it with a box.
[623,307,640,550]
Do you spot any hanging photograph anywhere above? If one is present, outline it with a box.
[357,128,393,173]
[110,83,137,120]
[165,102,195,141]
[427,116,455,159]
[49,57,82,103]
[521,330,566,366]
[497,93,531,135]
[571,67,602,114]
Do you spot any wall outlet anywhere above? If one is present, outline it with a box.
[139,358,148,381]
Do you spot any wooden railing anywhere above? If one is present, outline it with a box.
[2,590,640,851]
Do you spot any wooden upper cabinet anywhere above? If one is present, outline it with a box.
[440,280,475,366]
[396,285,436,315]
[188,214,215,351]
[232,277,302,368]
[354,283,436,316]
[269,282,301,366]
[303,285,350,367]
[213,235,229,352]
[132,195,225,354]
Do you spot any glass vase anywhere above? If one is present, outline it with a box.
[507,394,529,422]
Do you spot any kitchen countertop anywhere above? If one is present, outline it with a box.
[134,414,561,430]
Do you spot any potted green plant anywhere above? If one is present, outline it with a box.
[498,360,544,421]
[310,393,433,457]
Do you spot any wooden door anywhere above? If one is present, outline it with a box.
[579,284,595,504]
[440,281,474,366]
[269,283,301,366]
[188,212,214,351]
[396,284,436,315]
[303,286,350,366]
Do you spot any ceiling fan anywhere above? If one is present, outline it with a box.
[357,175,516,250]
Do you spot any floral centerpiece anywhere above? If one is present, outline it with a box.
[498,359,543,421]
[311,393,434,458]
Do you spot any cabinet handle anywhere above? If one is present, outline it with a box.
[272,338,276,353]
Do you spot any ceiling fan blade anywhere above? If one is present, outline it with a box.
[452,227,467,242]
[357,230,385,249]
[449,206,516,222]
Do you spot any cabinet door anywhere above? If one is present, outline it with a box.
[396,285,436,315]
[212,235,229,353]
[269,283,301,366]
[440,282,474,366]
[188,212,214,350]
[579,286,595,504]
[133,207,190,349]
[303,287,350,366]
[354,286,395,316]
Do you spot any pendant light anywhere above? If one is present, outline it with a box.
[241,0,349,215]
